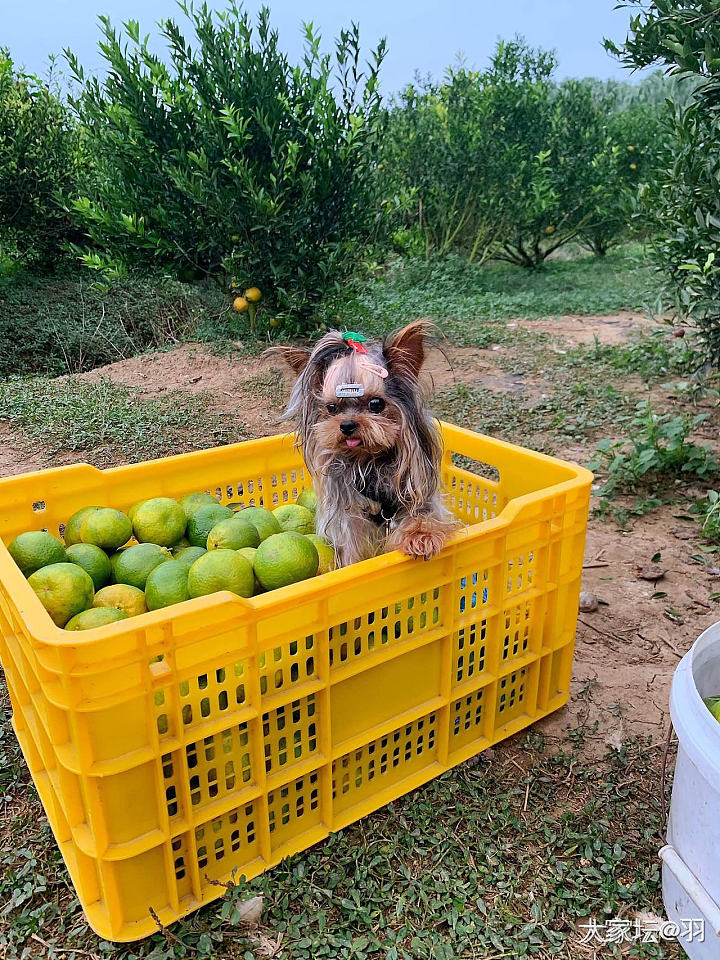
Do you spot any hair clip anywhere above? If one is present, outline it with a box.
[336,383,365,398]
[360,358,388,379]
[342,331,369,354]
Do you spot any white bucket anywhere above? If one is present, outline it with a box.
[665,621,720,958]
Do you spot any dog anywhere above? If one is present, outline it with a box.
[271,320,458,567]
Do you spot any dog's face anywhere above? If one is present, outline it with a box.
[314,352,400,458]
[270,320,435,472]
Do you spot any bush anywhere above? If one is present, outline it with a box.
[66,3,385,331]
[0,264,226,377]
[381,67,507,264]
[0,51,79,266]
[588,399,717,501]
[382,40,633,268]
[609,1,720,365]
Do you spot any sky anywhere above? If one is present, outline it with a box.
[3,0,648,94]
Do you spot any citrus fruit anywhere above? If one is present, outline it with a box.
[272,504,315,535]
[28,562,95,627]
[232,505,281,542]
[269,317,280,328]
[187,549,254,599]
[172,537,191,552]
[173,545,207,570]
[8,531,66,577]
[81,508,132,551]
[127,500,146,524]
[254,532,318,591]
[65,607,127,631]
[545,225,556,236]
[65,543,113,590]
[187,504,233,547]
[207,517,260,551]
[113,542,172,590]
[295,488,318,514]
[305,534,335,575]
[145,560,190,611]
[238,546,264,593]
[237,546,257,566]
[132,498,187,547]
[705,697,720,722]
[245,286,262,302]
[93,583,147,618]
[180,492,218,518]
[630,162,637,170]
[64,506,101,546]
[233,296,249,313]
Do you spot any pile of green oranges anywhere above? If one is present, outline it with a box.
[6,489,333,631]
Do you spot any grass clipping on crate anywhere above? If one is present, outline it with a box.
[0,376,245,461]
[0,707,675,959]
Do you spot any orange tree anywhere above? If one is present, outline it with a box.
[608,0,720,364]
[0,51,79,267]
[65,3,385,328]
[578,100,666,257]
[383,40,622,268]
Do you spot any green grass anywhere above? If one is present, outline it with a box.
[0,377,245,462]
[0,680,678,960]
[326,245,654,345]
[435,376,635,452]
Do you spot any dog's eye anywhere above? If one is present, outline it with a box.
[368,397,386,414]
[326,403,338,415]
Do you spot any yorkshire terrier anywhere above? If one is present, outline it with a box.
[271,320,458,567]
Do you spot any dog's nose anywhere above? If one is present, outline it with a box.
[339,420,358,436]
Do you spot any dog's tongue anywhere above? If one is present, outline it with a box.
[346,438,362,448]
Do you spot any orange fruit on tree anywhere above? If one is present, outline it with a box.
[245,287,262,303]
[233,296,249,313]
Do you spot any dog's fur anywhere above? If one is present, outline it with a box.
[270,321,458,567]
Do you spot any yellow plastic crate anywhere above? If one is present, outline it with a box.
[0,423,591,942]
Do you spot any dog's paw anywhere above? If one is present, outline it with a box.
[395,519,446,560]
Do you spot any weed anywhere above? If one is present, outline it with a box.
[563,328,698,382]
[692,489,720,542]
[325,245,653,345]
[588,400,717,502]
[0,377,245,463]
[0,679,677,960]
[434,376,632,451]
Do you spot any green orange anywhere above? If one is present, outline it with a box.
[254,532,318,591]
[65,543,113,591]
[206,517,260,551]
[93,583,147,618]
[179,492,218,519]
[7,531,66,577]
[64,506,101,546]
[65,607,127,631]
[112,542,172,590]
[187,504,233,547]
[28,562,95,627]
[132,498,187,547]
[81,508,132,551]
[145,560,190,611]
[187,549,254,599]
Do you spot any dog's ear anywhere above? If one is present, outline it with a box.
[264,345,311,376]
[383,320,433,381]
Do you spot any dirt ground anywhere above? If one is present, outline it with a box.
[1,312,713,759]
